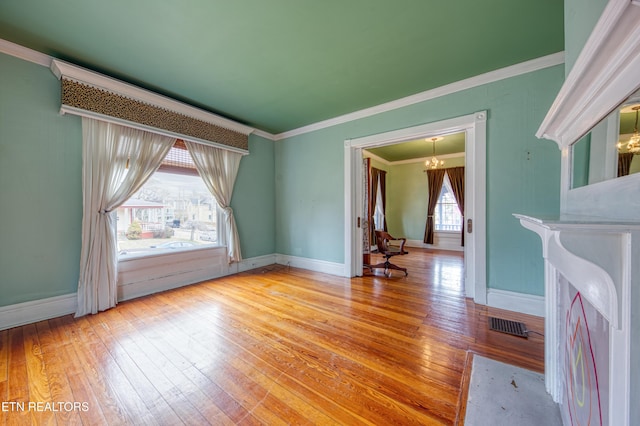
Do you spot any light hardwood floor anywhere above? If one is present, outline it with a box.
[0,248,544,425]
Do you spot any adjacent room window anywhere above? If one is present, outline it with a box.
[116,140,221,257]
[434,174,462,232]
[373,181,385,231]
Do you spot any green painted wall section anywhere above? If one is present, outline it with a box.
[276,66,564,296]
[564,0,607,75]
[233,134,276,258]
[0,53,83,306]
[0,52,276,308]
[275,128,344,262]
[385,162,427,240]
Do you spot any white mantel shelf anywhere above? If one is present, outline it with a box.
[514,213,640,231]
[514,213,637,426]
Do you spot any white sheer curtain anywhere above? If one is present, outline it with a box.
[76,118,175,317]
[185,141,243,262]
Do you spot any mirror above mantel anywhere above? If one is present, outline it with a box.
[571,93,640,188]
[535,0,640,220]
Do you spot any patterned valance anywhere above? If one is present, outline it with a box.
[51,59,252,152]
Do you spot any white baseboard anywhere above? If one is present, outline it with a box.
[275,254,346,277]
[237,254,278,272]
[0,253,279,331]
[0,293,77,331]
[487,289,545,317]
[405,237,464,252]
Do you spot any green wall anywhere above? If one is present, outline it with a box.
[0,53,82,306]
[385,161,427,240]
[564,0,607,74]
[276,65,564,296]
[234,134,276,258]
[0,52,276,308]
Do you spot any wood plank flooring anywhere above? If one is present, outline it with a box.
[0,248,544,425]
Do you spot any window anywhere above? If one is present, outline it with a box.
[116,141,220,257]
[373,178,384,230]
[434,174,462,232]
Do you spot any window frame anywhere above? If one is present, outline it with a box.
[434,173,463,233]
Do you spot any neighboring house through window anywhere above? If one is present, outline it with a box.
[117,140,222,257]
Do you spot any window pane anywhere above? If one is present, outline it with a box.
[117,171,218,257]
[434,179,462,231]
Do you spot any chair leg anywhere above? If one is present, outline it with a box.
[385,262,408,276]
[369,258,407,276]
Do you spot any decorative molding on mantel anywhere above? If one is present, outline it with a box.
[514,213,639,327]
[515,213,634,425]
[537,0,640,148]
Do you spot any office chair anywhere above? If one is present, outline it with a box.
[371,230,408,276]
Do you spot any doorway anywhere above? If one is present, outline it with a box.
[344,111,487,304]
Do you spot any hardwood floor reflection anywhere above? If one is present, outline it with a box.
[1,248,544,425]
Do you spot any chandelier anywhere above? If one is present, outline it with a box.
[425,137,444,169]
[626,106,640,154]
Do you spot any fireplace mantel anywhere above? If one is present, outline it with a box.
[515,214,639,426]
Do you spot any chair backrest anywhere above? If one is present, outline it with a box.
[375,230,391,254]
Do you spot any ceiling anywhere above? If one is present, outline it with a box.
[367,133,466,163]
[0,1,564,135]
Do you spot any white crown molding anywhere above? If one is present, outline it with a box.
[2,37,563,143]
[364,150,465,166]
[394,151,465,166]
[363,151,391,166]
[50,59,255,136]
[275,52,564,140]
[0,38,52,67]
[537,0,640,148]
[251,128,277,141]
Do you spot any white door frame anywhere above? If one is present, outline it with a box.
[344,111,487,303]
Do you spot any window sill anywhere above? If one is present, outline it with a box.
[118,244,225,263]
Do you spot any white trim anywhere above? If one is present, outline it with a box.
[0,38,52,67]
[276,52,563,140]
[515,214,634,426]
[251,128,277,141]
[50,59,255,136]
[405,236,464,252]
[275,254,346,277]
[537,1,640,148]
[364,150,465,166]
[1,38,562,142]
[237,254,278,272]
[0,253,278,331]
[344,111,487,304]
[0,294,76,331]
[486,289,545,317]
